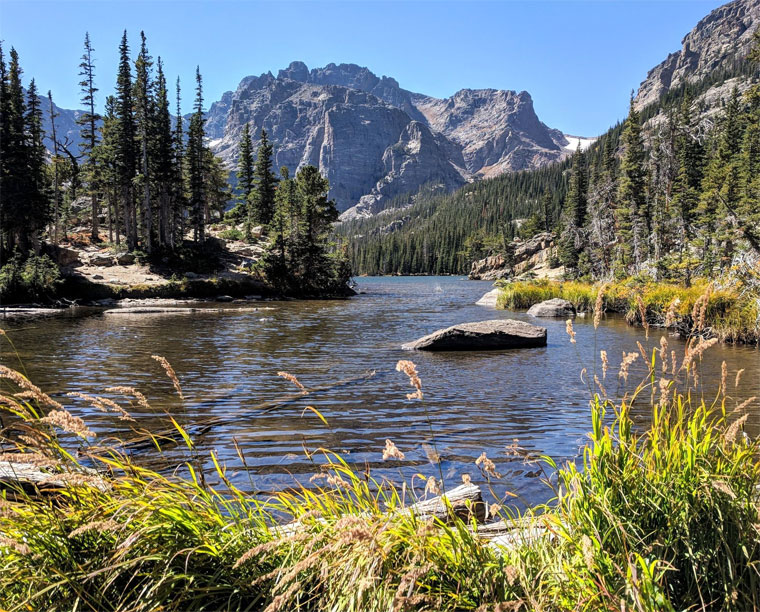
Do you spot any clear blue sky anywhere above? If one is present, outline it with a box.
[1,0,726,136]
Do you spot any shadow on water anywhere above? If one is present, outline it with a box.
[2,276,758,506]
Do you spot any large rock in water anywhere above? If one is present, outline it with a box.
[402,319,547,351]
[475,288,500,307]
[527,298,576,318]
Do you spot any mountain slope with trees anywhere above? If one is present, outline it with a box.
[341,0,760,281]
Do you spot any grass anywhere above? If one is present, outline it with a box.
[0,299,759,610]
[495,278,760,344]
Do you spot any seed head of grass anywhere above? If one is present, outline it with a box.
[382,439,405,461]
[475,451,501,479]
[565,319,576,344]
[39,409,95,439]
[619,351,639,383]
[105,386,152,411]
[151,355,184,400]
[0,365,63,410]
[277,371,306,392]
[396,360,423,400]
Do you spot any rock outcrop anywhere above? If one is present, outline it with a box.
[527,298,576,318]
[469,232,559,280]
[635,0,760,110]
[402,319,547,351]
[412,89,569,178]
[204,62,580,216]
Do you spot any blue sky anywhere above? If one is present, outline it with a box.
[1,0,725,136]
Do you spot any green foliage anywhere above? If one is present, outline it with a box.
[218,227,244,241]
[262,165,351,295]
[0,253,61,302]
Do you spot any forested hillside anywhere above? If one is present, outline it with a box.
[341,17,760,279]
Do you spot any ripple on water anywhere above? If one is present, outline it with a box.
[2,276,758,507]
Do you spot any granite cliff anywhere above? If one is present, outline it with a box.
[204,62,576,218]
[635,0,760,111]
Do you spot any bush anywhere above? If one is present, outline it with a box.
[218,228,244,241]
[0,253,62,303]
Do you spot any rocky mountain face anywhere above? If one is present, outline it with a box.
[635,0,760,110]
[205,62,574,218]
[22,88,86,159]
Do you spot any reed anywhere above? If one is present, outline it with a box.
[495,278,760,344]
[0,328,758,610]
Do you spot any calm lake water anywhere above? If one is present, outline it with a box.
[2,276,758,507]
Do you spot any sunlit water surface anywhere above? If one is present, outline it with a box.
[2,276,758,507]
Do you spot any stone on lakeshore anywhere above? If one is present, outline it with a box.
[476,288,500,307]
[527,298,576,318]
[402,319,547,351]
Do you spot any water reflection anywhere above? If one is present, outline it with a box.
[1,276,758,506]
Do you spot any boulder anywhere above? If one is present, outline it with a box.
[87,253,116,267]
[44,244,80,267]
[402,319,547,351]
[527,298,576,318]
[116,253,135,265]
[476,288,500,307]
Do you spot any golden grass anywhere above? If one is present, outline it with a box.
[495,278,760,343]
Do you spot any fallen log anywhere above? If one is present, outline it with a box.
[103,306,262,314]
[0,459,110,495]
[401,483,485,523]
[473,518,550,549]
[275,483,486,538]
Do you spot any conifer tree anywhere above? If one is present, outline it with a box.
[24,79,49,246]
[47,91,62,244]
[187,66,205,243]
[698,87,744,268]
[153,58,174,247]
[115,31,137,250]
[78,32,101,241]
[92,96,119,243]
[134,31,154,252]
[558,146,587,273]
[233,122,254,233]
[617,96,648,271]
[173,77,186,244]
[251,129,278,227]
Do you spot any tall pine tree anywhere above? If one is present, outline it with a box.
[78,32,101,242]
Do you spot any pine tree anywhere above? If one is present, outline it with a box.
[134,31,154,252]
[153,58,174,247]
[698,87,744,269]
[187,66,205,243]
[24,79,50,247]
[47,90,62,244]
[251,129,278,227]
[233,122,254,232]
[736,59,760,254]
[78,32,101,242]
[617,96,648,271]
[92,96,119,244]
[173,77,186,245]
[115,31,138,250]
[558,146,587,273]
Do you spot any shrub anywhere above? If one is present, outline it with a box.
[218,228,244,241]
[0,253,62,303]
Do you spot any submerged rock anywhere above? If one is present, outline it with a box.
[527,298,576,318]
[402,319,547,351]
